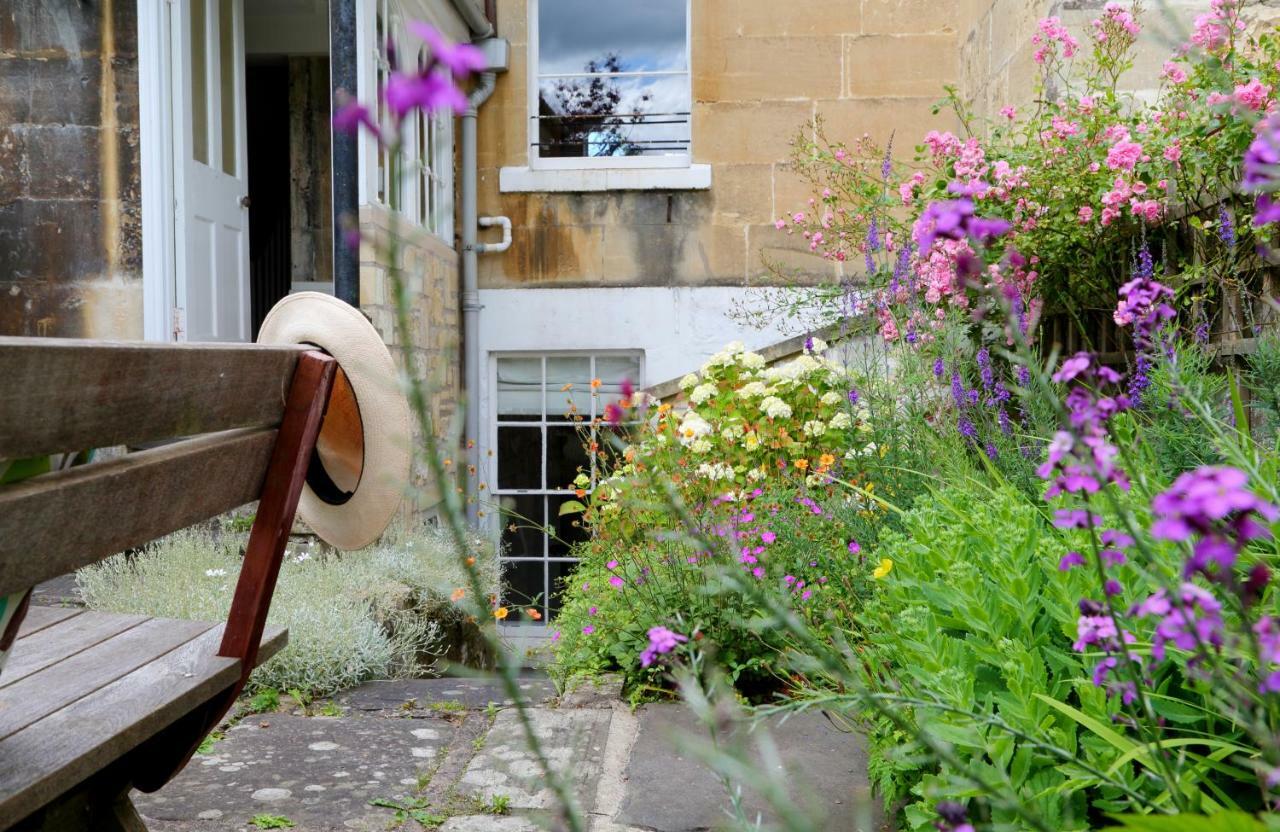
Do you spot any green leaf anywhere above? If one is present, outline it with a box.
[1106,811,1267,832]
[1033,693,1137,754]
[558,499,588,516]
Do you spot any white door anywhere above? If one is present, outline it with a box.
[172,0,250,342]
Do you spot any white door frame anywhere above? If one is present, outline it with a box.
[138,0,178,342]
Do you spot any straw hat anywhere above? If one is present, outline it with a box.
[258,292,411,550]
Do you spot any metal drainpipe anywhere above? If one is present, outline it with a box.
[462,70,497,524]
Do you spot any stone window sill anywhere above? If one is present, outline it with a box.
[498,164,712,193]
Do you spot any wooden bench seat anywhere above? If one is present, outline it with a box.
[0,608,287,823]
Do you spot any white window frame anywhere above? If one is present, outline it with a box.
[490,350,644,623]
[526,0,692,172]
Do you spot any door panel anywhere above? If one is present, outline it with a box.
[174,0,249,342]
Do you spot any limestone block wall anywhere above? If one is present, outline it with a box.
[474,0,966,290]
[358,204,462,516]
[0,0,142,339]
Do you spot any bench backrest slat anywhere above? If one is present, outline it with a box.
[0,338,303,460]
[0,428,276,596]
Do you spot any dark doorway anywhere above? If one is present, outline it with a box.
[246,60,292,339]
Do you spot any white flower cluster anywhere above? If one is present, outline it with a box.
[696,461,735,481]
[759,396,793,420]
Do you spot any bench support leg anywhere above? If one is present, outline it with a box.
[11,778,148,832]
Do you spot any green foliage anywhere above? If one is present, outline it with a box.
[77,524,496,696]
[485,794,511,815]
[195,731,224,755]
[249,815,295,829]
[246,687,281,714]
[1138,343,1228,479]
[1246,332,1280,447]
[368,797,447,827]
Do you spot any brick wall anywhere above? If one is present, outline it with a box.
[0,0,142,338]
[474,0,965,290]
[358,204,462,516]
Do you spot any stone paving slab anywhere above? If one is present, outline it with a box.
[457,708,613,813]
[137,713,455,831]
[618,705,885,832]
[339,677,558,712]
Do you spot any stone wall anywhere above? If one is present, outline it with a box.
[358,204,462,517]
[474,0,965,290]
[0,0,142,339]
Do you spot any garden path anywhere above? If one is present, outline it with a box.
[134,676,885,832]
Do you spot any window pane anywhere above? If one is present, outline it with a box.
[218,0,238,175]
[502,560,545,620]
[536,74,690,158]
[548,560,579,619]
[546,424,589,491]
[497,357,542,421]
[595,354,641,398]
[190,0,209,165]
[538,0,687,75]
[500,494,545,557]
[548,495,591,557]
[545,356,592,421]
[497,427,542,489]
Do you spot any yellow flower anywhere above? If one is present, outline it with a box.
[451,588,466,602]
[493,607,509,620]
[872,558,893,580]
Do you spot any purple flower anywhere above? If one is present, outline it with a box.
[639,626,688,668]
[408,21,487,76]
[1038,354,1131,499]
[984,442,998,460]
[848,388,860,405]
[384,69,468,118]
[976,348,993,390]
[1133,583,1224,662]
[1219,204,1237,248]
[1016,365,1031,387]
[1059,551,1086,571]
[957,416,977,440]
[609,576,625,589]
[333,99,381,139]
[1150,466,1278,580]
[867,214,881,252]
[933,358,945,378]
[1243,115,1280,226]
[582,625,595,635]
[1114,275,1175,351]
[848,540,861,554]
[950,372,966,409]
[913,191,1011,252]
[934,801,973,832]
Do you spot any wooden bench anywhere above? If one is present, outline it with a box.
[0,337,338,830]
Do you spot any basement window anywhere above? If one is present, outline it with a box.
[528,0,691,170]
[493,353,642,623]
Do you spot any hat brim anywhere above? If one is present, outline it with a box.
[258,292,411,550]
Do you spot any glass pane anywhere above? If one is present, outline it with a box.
[536,74,690,158]
[549,560,580,619]
[548,495,591,557]
[546,424,589,491]
[595,354,641,399]
[218,0,237,175]
[497,427,542,489]
[499,494,545,558]
[190,0,209,165]
[538,0,687,75]
[502,560,545,621]
[545,356,592,421]
[497,357,543,421]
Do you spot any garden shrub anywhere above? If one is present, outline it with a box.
[77,523,496,695]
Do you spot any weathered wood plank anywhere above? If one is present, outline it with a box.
[222,352,335,680]
[0,428,276,596]
[0,337,304,460]
[0,617,213,741]
[0,628,236,823]
[0,622,285,824]
[14,607,81,640]
[0,611,148,689]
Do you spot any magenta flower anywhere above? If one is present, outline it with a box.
[582,625,595,635]
[333,99,381,139]
[385,69,468,118]
[1132,583,1224,662]
[1059,551,1086,571]
[1150,466,1278,579]
[639,626,688,668]
[408,21,487,76]
[609,576,625,589]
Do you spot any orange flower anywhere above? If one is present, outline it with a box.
[590,378,602,389]
[451,588,466,602]
[819,453,836,468]
[466,556,476,567]
[575,488,586,498]
[795,459,810,471]
[493,607,509,620]
[527,608,543,620]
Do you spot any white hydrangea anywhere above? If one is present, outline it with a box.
[690,383,718,405]
[736,381,768,399]
[679,373,699,390]
[690,438,712,454]
[828,411,853,430]
[739,351,766,370]
[678,411,712,446]
[803,420,827,437]
[760,396,792,420]
[696,461,735,481]
[820,391,842,406]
